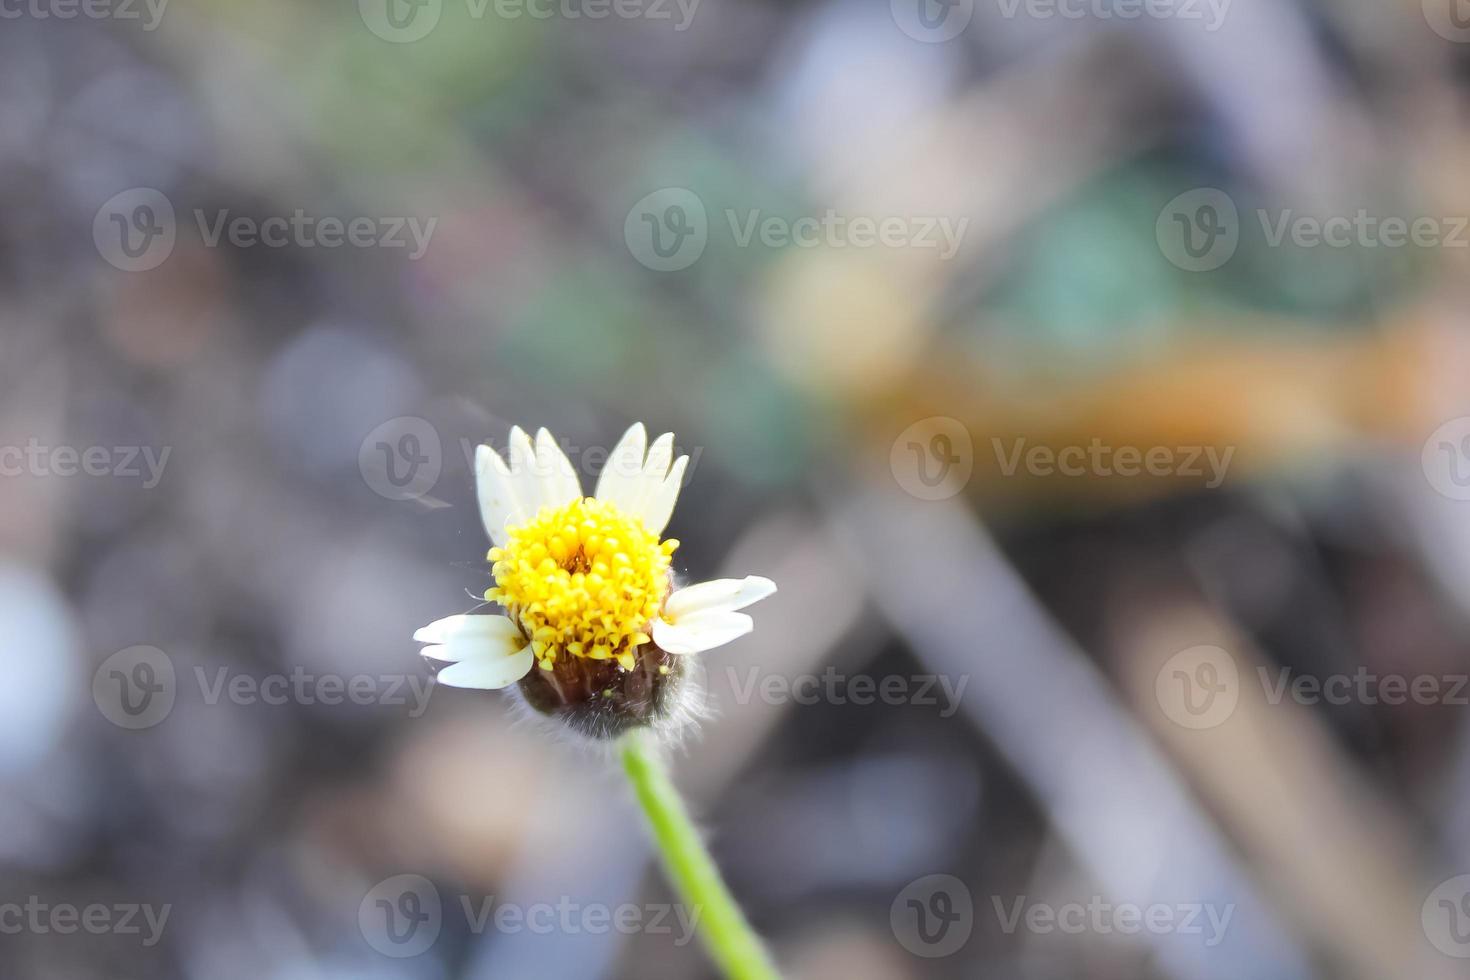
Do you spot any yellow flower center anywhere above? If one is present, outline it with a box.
[487,496,678,673]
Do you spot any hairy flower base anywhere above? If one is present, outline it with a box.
[516,641,691,740]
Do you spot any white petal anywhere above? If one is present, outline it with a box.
[653,611,753,655]
[535,427,582,509]
[475,445,525,546]
[434,647,536,689]
[623,432,670,517]
[665,576,777,620]
[414,614,524,660]
[638,455,687,536]
[413,612,518,645]
[594,422,647,511]
[641,433,675,485]
[507,426,546,516]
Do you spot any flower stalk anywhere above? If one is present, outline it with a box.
[619,729,781,980]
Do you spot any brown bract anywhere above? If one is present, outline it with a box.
[516,642,691,740]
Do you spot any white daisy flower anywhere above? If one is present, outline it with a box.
[414,422,776,737]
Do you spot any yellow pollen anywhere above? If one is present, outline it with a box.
[487,496,677,671]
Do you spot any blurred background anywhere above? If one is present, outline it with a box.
[9,0,1470,976]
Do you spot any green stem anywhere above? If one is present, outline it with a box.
[619,729,782,980]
